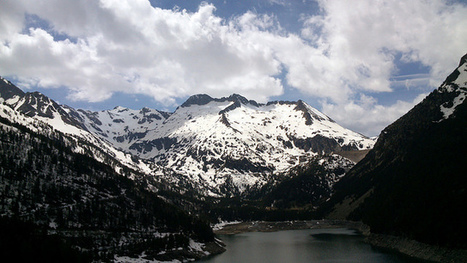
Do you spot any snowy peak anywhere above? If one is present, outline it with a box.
[72,92,374,196]
[180,93,259,110]
[0,76,25,100]
[181,94,215,107]
[178,94,334,125]
[19,92,61,117]
[437,53,467,120]
[441,53,467,88]
[294,99,330,124]
[0,79,86,130]
[0,79,158,182]
[226,93,260,107]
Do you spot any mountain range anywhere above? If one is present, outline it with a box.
[0,78,375,197]
[1,53,466,261]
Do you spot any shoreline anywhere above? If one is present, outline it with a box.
[213,219,369,235]
[213,220,466,263]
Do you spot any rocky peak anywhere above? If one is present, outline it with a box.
[458,53,467,67]
[226,93,259,107]
[140,107,152,113]
[0,79,87,131]
[180,94,214,108]
[0,76,25,100]
[112,106,129,112]
[441,53,467,88]
[180,93,261,109]
[217,94,260,114]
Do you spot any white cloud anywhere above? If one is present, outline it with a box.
[322,93,428,137]
[268,0,289,7]
[0,1,25,43]
[302,0,467,89]
[390,73,432,91]
[0,0,285,104]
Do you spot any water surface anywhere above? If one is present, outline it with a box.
[199,228,422,263]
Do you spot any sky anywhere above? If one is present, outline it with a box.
[1,0,466,137]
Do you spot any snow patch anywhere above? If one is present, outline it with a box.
[438,61,467,120]
[454,63,467,86]
[212,220,242,230]
[114,252,182,263]
[49,220,58,229]
[189,239,208,254]
[440,92,466,119]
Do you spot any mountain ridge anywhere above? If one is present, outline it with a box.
[1,77,374,197]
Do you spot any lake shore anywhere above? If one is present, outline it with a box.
[213,220,466,263]
[213,220,369,235]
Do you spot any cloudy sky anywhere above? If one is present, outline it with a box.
[1,0,466,136]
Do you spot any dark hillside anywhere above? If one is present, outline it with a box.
[0,115,217,261]
[320,54,467,249]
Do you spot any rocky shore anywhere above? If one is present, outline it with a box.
[367,234,467,263]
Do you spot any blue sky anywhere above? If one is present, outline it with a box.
[1,0,466,136]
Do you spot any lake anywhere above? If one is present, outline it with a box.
[199,228,424,263]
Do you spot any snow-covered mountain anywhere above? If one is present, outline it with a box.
[73,93,374,196]
[0,78,157,178]
[0,77,374,197]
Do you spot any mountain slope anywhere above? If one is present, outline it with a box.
[0,81,223,261]
[261,154,355,210]
[0,77,160,180]
[321,54,467,248]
